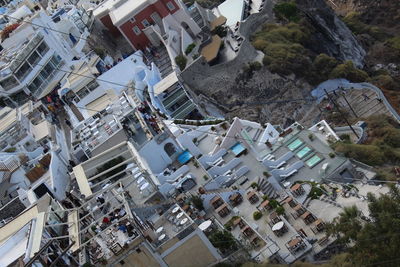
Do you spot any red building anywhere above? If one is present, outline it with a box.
[94,0,199,51]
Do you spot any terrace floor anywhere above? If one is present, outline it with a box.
[208,190,311,263]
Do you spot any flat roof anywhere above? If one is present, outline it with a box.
[154,72,179,95]
[109,0,148,26]
[201,35,222,62]
[217,0,245,27]
[85,90,117,117]
[32,120,50,141]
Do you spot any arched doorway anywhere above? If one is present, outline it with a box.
[181,22,195,39]
[164,142,176,157]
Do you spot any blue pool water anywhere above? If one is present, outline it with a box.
[306,155,322,167]
[231,142,246,156]
[288,139,303,151]
[296,146,311,159]
[178,151,193,164]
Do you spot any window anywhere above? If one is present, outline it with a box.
[0,76,19,91]
[27,51,41,66]
[129,18,136,23]
[49,54,62,67]
[37,42,49,57]
[15,63,32,81]
[142,19,150,27]
[150,12,161,23]
[133,26,141,35]
[76,87,90,99]
[87,80,99,91]
[166,1,175,11]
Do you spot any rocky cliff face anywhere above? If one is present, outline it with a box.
[297,0,366,67]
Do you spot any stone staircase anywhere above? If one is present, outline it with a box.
[257,177,278,199]
[152,46,173,78]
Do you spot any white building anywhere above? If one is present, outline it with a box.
[0,9,87,104]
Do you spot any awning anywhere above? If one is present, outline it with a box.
[201,35,222,62]
[73,164,92,198]
[154,72,179,95]
[177,151,193,164]
[210,16,227,31]
[84,90,117,117]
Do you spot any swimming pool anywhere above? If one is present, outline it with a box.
[178,151,193,164]
[231,142,246,156]
[288,139,303,151]
[306,155,322,167]
[296,146,311,159]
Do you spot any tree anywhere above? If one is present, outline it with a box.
[328,186,400,266]
[208,230,238,253]
[309,54,339,84]
[191,195,204,210]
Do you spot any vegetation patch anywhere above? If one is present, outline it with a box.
[208,230,238,253]
[190,195,204,210]
[185,43,196,55]
[253,211,263,220]
[332,116,400,169]
[175,54,187,71]
[273,1,300,22]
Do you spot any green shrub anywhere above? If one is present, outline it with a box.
[388,36,400,51]
[203,175,209,181]
[193,160,199,168]
[211,126,216,131]
[262,195,269,201]
[250,182,259,189]
[329,152,336,158]
[368,74,397,91]
[273,1,300,22]
[308,133,314,141]
[175,54,187,71]
[308,185,324,199]
[192,137,198,143]
[253,211,263,220]
[263,171,270,177]
[275,206,285,215]
[309,54,339,84]
[252,23,311,77]
[329,61,369,82]
[191,195,204,210]
[192,53,200,60]
[269,199,279,209]
[4,147,16,153]
[334,143,385,166]
[185,43,196,55]
[211,25,227,38]
[208,230,237,252]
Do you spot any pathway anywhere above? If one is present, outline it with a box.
[311,79,400,122]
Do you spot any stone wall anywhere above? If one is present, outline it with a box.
[180,2,273,94]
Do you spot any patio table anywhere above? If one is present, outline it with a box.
[176,212,184,219]
[272,221,284,231]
